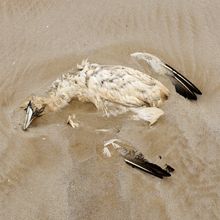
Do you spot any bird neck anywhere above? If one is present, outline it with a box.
[45,62,94,111]
[46,76,83,111]
[45,93,73,112]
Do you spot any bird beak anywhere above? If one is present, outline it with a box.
[23,101,45,130]
[23,101,34,130]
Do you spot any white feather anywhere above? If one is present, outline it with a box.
[103,147,112,157]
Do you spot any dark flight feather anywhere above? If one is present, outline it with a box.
[124,153,172,179]
[164,63,202,100]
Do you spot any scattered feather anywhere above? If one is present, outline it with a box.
[67,114,79,128]
[103,139,174,179]
[103,147,112,157]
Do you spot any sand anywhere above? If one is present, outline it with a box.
[0,1,220,219]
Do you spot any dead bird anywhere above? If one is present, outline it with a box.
[21,53,202,130]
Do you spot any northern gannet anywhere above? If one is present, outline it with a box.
[22,52,202,130]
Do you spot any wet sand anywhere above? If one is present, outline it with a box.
[0,1,220,219]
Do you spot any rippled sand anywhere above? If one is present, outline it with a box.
[0,1,220,219]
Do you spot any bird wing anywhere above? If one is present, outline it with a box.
[87,65,169,108]
[131,52,202,100]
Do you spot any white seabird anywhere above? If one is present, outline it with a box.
[22,52,202,130]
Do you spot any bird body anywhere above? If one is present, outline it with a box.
[22,53,201,130]
[48,59,169,109]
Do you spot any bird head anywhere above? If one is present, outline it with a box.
[21,96,47,130]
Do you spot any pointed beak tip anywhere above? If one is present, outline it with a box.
[22,126,28,131]
[22,121,30,130]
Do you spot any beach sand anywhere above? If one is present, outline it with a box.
[0,1,220,219]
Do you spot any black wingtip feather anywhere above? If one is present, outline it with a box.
[172,78,198,100]
[124,156,172,179]
[164,63,202,99]
[124,159,164,179]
